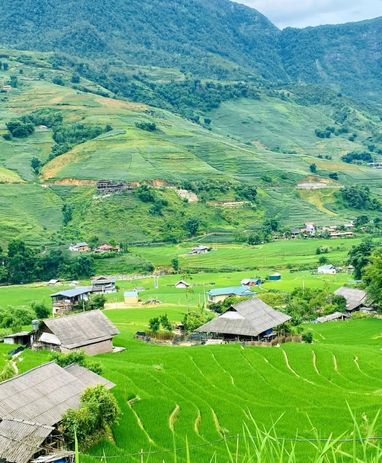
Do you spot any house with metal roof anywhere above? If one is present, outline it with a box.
[0,362,114,463]
[334,287,369,312]
[33,310,119,355]
[175,280,191,289]
[207,286,253,303]
[196,297,291,340]
[317,264,337,275]
[91,276,117,293]
[50,287,93,315]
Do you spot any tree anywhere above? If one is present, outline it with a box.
[309,163,317,174]
[71,73,81,83]
[348,239,376,280]
[87,294,106,311]
[32,302,50,319]
[62,203,74,226]
[182,311,212,333]
[318,256,328,265]
[149,317,160,333]
[171,258,179,272]
[31,157,41,174]
[50,351,102,375]
[364,248,382,309]
[184,217,200,237]
[61,385,120,448]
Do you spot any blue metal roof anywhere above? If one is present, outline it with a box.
[50,287,92,298]
[124,291,138,297]
[208,286,253,297]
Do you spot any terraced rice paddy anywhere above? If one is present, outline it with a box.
[77,319,382,462]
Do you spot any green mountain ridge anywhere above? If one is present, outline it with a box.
[0,0,381,105]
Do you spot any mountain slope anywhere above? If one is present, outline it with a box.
[0,0,381,106]
[0,0,284,80]
[280,17,382,106]
[0,50,381,246]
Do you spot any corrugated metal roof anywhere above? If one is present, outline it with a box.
[41,310,119,349]
[316,312,350,323]
[335,286,368,311]
[196,297,291,337]
[50,286,92,298]
[0,419,53,463]
[208,286,253,297]
[0,362,115,463]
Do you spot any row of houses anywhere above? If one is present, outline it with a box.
[69,242,121,253]
[290,222,355,239]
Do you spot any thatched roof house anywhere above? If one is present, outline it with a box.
[34,310,119,355]
[334,287,368,312]
[196,297,291,340]
[0,362,114,463]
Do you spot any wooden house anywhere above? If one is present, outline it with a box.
[207,286,253,304]
[33,310,119,355]
[334,287,369,312]
[196,297,291,341]
[50,287,93,315]
[91,276,117,293]
[3,331,33,346]
[0,362,114,463]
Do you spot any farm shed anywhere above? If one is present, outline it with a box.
[0,362,114,463]
[316,312,350,323]
[3,331,33,346]
[50,287,92,315]
[268,273,281,281]
[91,276,117,293]
[175,280,190,289]
[317,265,337,275]
[334,287,369,312]
[33,310,119,355]
[207,286,253,303]
[196,297,291,341]
[124,290,139,305]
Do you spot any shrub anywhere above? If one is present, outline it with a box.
[50,351,102,375]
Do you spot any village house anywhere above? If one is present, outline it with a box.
[207,286,253,304]
[316,312,350,323]
[0,362,114,463]
[196,297,291,341]
[303,222,316,236]
[68,242,90,252]
[96,180,133,195]
[124,290,139,305]
[91,276,117,293]
[329,231,355,238]
[334,287,370,313]
[317,264,337,275]
[175,280,190,289]
[50,287,93,315]
[190,245,212,255]
[241,278,262,287]
[33,310,119,355]
[94,243,121,253]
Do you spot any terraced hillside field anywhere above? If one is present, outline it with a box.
[11,317,382,462]
[0,50,382,245]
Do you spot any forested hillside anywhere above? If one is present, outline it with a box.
[0,0,381,105]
